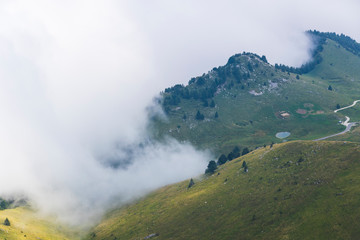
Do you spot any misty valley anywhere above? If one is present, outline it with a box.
[1,2,360,240]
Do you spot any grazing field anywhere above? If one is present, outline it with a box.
[0,207,84,240]
[152,39,360,155]
[88,141,360,240]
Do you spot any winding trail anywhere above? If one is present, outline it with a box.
[314,100,360,141]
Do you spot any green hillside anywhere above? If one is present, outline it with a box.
[88,141,360,240]
[0,206,84,240]
[151,32,360,155]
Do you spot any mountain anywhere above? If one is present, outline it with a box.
[3,30,360,240]
[85,31,360,240]
[87,141,360,240]
[150,31,360,155]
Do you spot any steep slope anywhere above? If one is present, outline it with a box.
[0,207,84,240]
[151,32,360,154]
[88,141,360,240]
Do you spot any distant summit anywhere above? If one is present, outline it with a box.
[151,30,360,154]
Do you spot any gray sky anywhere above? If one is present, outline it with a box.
[0,0,359,224]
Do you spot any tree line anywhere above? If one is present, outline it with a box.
[205,146,251,174]
[162,52,267,110]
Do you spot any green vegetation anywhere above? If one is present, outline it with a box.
[4,30,360,240]
[205,160,217,174]
[0,198,13,210]
[151,31,360,154]
[88,141,360,240]
[0,207,84,240]
[188,178,195,189]
[153,45,356,153]
[3,218,10,226]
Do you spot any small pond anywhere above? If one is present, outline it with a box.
[276,132,291,139]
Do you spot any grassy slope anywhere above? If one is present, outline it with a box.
[88,141,360,240]
[153,39,360,154]
[0,207,84,240]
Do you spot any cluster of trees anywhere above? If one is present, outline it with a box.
[0,198,12,210]
[227,52,268,64]
[276,30,360,76]
[202,99,216,108]
[162,52,263,110]
[275,32,325,75]
[190,110,218,121]
[205,145,251,174]
[309,30,360,56]
[217,146,250,166]
[163,82,218,108]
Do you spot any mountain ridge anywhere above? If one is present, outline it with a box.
[151,30,360,155]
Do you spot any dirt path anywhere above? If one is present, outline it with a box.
[314,100,360,141]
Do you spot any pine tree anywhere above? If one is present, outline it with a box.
[217,154,227,165]
[232,146,240,158]
[242,147,249,156]
[195,110,204,120]
[242,161,247,168]
[205,160,217,174]
[4,218,10,226]
[188,178,195,188]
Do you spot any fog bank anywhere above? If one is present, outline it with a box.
[0,0,358,225]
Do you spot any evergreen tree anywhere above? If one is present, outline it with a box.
[232,146,240,158]
[328,85,333,91]
[4,218,10,226]
[296,75,300,79]
[214,112,219,118]
[203,99,209,107]
[336,104,341,109]
[261,55,268,63]
[217,154,227,165]
[205,160,217,174]
[195,110,204,120]
[210,99,215,108]
[242,161,248,172]
[188,178,195,188]
[242,161,247,168]
[227,152,234,161]
[183,114,187,120]
[242,147,250,156]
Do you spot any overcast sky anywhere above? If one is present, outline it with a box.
[0,0,359,225]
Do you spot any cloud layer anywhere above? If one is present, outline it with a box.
[0,0,359,225]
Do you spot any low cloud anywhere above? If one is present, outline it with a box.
[0,0,358,225]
